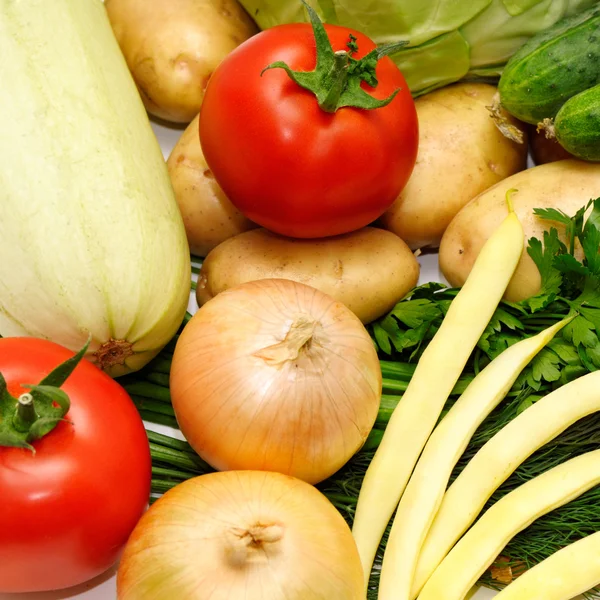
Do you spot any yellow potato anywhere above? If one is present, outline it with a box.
[379,83,528,250]
[105,0,258,123]
[439,160,600,302]
[167,114,257,257]
[196,227,420,324]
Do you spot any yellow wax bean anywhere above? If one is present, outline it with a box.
[413,370,600,597]
[378,317,570,600]
[417,450,600,600]
[494,530,600,600]
[352,194,524,589]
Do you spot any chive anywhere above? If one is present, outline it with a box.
[325,492,358,507]
[382,378,408,393]
[149,442,211,473]
[145,357,172,374]
[147,429,192,453]
[131,396,175,416]
[138,410,179,429]
[379,361,415,380]
[380,367,471,396]
[362,428,384,452]
[152,466,195,480]
[451,375,475,396]
[147,372,170,387]
[125,382,171,402]
[151,479,180,494]
[162,337,178,353]
[377,395,401,424]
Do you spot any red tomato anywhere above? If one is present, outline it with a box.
[0,338,151,593]
[199,23,419,239]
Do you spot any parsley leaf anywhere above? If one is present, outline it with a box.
[410,281,448,299]
[479,307,524,356]
[563,316,597,348]
[530,348,562,384]
[371,298,443,357]
[586,197,600,232]
[534,201,589,257]
[547,337,581,366]
[523,229,565,312]
[554,254,590,277]
[389,298,441,328]
[572,277,600,309]
[532,207,574,229]
[577,345,597,373]
[583,231,600,276]
[584,342,600,369]
[578,307,600,336]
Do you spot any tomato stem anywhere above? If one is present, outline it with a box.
[0,339,88,450]
[12,393,37,432]
[260,0,408,113]
[320,50,350,112]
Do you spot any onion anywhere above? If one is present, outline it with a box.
[117,470,365,600]
[170,278,381,484]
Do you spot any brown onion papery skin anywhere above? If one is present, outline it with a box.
[170,278,382,484]
[117,471,364,600]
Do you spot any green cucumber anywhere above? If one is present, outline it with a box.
[549,84,600,161]
[498,4,600,124]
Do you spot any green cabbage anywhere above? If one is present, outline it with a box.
[239,0,599,95]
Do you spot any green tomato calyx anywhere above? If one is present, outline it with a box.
[261,1,408,113]
[0,338,90,452]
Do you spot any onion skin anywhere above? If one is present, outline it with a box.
[117,470,365,600]
[170,278,381,485]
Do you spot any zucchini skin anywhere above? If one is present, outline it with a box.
[554,84,600,161]
[0,0,191,376]
[499,5,600,124]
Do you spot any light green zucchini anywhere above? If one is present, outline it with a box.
[0,0,190,376]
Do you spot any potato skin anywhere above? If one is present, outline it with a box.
[105,0,258,123]
[439,160,600,302]
[196,227,420,323]
[167,114,257,257]
[379,83,528,250]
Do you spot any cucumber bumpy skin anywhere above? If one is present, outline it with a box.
[552,84,600,161]
[498,5,600,125]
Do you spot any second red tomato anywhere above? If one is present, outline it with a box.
[0,338,151,593]
[199,22,418,239]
